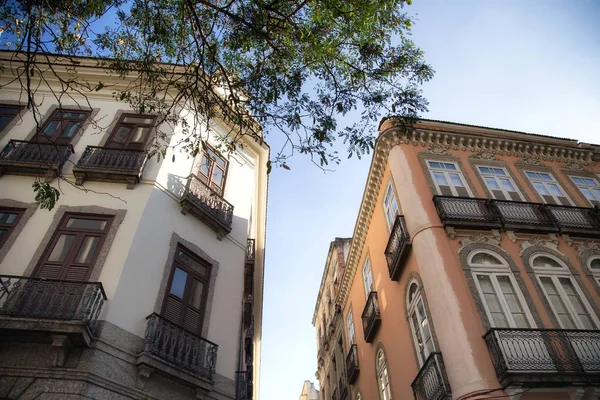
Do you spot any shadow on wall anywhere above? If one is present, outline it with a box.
[167,173,187,198]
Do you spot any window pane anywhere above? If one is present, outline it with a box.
[443,163,457,171]
[60,121,81,137]
[590,258,600,271]
[427,161,441,169]
[48,234,75,262]
[43,120,60,135]
[131,127,149,143]
[176,249,207,275]
[432,172,448,185]
[533,256,562,269]
[199,156,210,176]
[66,218,107,230]
[547,184,564,196]
[75,236,100,264]
[540,277,576,329]
[559,278,595,329]
[191,279,204,309]
[540,173,552,181]
[0,212,18,224]
[212,167,224,186]
[0,116,15,130]
[526,171,537,179]
[478,274,508,327]
[581,188,594,200]
[484,177,501,190]
[493,168,506,176]
[170,267,187,298]
[113,126,132,143]
[122,116,155,125]
[471,252,503,266]
[479,167,491,174]
[449,173,465,187]
[408,283,418,304]
[56,112,87,119]
[498,276,530,328]
[533,182,550,195]
[499,178,517,192]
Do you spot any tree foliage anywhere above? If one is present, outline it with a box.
[1,0,433,168]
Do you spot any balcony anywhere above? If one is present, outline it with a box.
[140,313,218,382]
[484,328,600,386]
[338,376,348,400]
[0,140,73,181]
[361,291,381,343]
[411,353,452,400]
[385,215,411,281]
[433,196,600,237]
[0,275,106,346]
[346,344,360,384]
[235,370,251,400]
[73,146,148,188]
[180,174,234,239]
[246,238,255,264]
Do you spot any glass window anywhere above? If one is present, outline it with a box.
[0,105,21,131]
[570,176,600,206]
[362,256,374,298]
[347,309,355,344]
[426,160,471,197]
[407,281,435,366]
[383,182,399,230]
[587,256,600,288]
[525,171,573,205]
[195,143,229,195]
[0,208,24,250]
[376,349,392,400]
[106,114,155,150]
[477,165,524,201]
[35,109,89,144]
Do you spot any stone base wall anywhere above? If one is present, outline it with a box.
[0,321,235,400]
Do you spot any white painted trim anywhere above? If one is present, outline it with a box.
[426,159,473,197]
[476,165,525,201]
[524,170,574,205]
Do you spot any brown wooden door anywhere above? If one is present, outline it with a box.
[105,114,155,151]
[35,110,89,145]
[33,214,113,281]
[162,245,211,336]
[194,144,228,195]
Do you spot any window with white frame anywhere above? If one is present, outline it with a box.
[426,160,471,197]
[468,251,535,328]
[477,166,524,201]
[569,176,600,206]
[406,281,435,366]
[531,254,599,329]
[376,349,392,400]
[524,171,573,205]
[347,308,355,344]
[383,182,399,229]
[587,256,600,288]
[362,256,374,298]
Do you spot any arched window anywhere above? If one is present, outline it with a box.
[406,280,434,366]
[531,253,599,329]
[356,393,362,400]
[376,349,392,400]
[586,256,600,288]
[468,250,534,328]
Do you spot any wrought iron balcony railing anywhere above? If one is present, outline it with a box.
[484,328,600,386]
[411,353,452,400]
[433,196,600,237]
[73,146,148,188]
[361,291,381,343]
[143,313,218,380]
[180,174,234,238]
[338,376,348,400]
[385,215,411,281]
[246,238,256,263]
[0,140,74,180]
[0,274,106,329]
[235,370,250,400]
[346,344,360,384]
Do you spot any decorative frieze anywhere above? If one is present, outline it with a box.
[470,151,498,161]
[458,231,502,250]
[519,235,560,255]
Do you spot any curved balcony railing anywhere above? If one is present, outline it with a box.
[384,215,411,281]
[361,291,381,343]
[433,196,600,237]
[484,328,600,385]
[411,353,451,400]
[143,313,218,380]
[346,344,360,384]
[0,140,73,179]
[73,146,147,188]
[0,275,106,330]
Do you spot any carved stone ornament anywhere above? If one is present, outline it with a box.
[470,151,498,161]
[563,160,591,172]
[518,156,543,166]
[520,235,559,255]
[422,144,451,156]
[459,232,501,249]
[576,240,600,255]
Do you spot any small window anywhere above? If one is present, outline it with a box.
[524,171,573,205]
[586,256,600,288]
[106,113,156,150]
[427,160,471,197]
[570,176,600,207]
[407,281,434,366]
[35,109,89,145]
[376,349,392,400]
[195,144,229,195]
[347,309,355,344]
[477,166,524,201]
[0,208,25,250]
[531,253,599,329]
[0,105,21,132]
[383,182,399,229]
[362,256,374,298]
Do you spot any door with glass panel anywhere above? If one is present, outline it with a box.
[105,114,155,151]
[407,281,434,367]
[162,245,211,336]
[34,110,89,145]
[194,144,229,196]
[477,166,524,201]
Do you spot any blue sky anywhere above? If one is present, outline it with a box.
[260,1,600,399]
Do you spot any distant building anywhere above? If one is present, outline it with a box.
[299,380,319,400]
[315,118,600,400]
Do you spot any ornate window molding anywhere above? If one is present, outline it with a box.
[467,158,530,201]
[374,344,393,400]
[417,151,478,198]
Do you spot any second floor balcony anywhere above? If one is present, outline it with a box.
[73,146,148,189]
[484,328,600,386]
[346,344,360,384]
[180,174,234,239]
[0,275,106,346]
[338,376,348,400]
[361,291,381,343]
[433,195,600,237]
[411,353,452,400]
[0,140,73,181]
[235,370,251,400]
[385,215,411,281]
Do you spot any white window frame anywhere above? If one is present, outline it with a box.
[376,349,392,400]
[531,253,600,329]
[569,175,600,206]
[383,181,399,231]
[586,256,600,288]
[524,170,574,205]
[347,308,355,344]
[406,280,435,367]
[476,165,524,201]
[362,256,374,299]
[468,250,536,328]
[426,160,473,197]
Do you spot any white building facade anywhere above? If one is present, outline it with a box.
[0,53,268,400]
